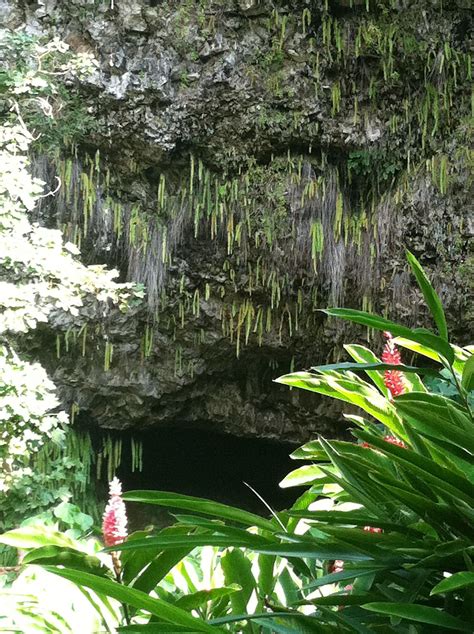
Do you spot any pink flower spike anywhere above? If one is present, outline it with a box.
[102,477,128,548]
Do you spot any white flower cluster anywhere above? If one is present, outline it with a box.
[0,125,43,226]
[0,123,138,334]
[0,347,68,494]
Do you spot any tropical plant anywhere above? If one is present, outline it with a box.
[0,516,120,633]
[2,252,473,632]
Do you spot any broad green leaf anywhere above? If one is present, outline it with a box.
[310,361,438,375]
[132,548,192,594]
[0,526,76,550]
[275,372,404,437]
[221,549,256,628]
[395,396,474,454]
[318,439,398,519]
[311,524,427,555]
[398,391,470,419]
[279,464,330,488]
[321,308,454,364]
[256,552,276,598]
[290,440,328,461]
[344,344,389,396]
[121,528,166,584]
[394,337,442,362]
[108,533,272,554]
[286,510,421,535]
[252,541,375,561]
[175,585,241,611]
[22,545,108,577]
[410,546,473,571]
[310,357,431,395]
[395,338,468,373]
[447,402,472,432]
[303,564,392,591]
[344,413,387,434]
[354,429,474,503]
[209,611,317,632]
[431,572,474,595]
[285,489,319,533]
[277,566,302,606]
[316,605,373,634]
[362,602,472,631]
[426,438,474,483]
[462,353,474,392]
[406,250,449,340]
[402,423,431,458]
[122,491,275,531]
[367,475,471,535]
[42,567,222,633]
[164,520,268,545]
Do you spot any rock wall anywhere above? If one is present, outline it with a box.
[4,0,473,441]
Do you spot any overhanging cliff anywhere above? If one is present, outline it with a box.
[4,0,472,441]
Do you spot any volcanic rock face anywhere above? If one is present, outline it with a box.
[6,0,473,441]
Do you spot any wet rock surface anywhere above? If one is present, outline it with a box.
[7,0,473,441]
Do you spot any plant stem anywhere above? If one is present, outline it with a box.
[112,551,131,626]
[450,364,472,418]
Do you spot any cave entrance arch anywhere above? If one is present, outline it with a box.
[103,426,301,529]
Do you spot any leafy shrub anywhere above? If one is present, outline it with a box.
[2,252,473,632]
[0,30,141,530]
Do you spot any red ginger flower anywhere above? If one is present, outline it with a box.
[383,435,406,448]
[329,559,345,574]
[382,332,405,398]
[364,525,383,533]
[102,477,128,547]
[361,436,406,450]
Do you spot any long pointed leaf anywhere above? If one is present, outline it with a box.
[122,491,275,531]
[275,372,404,436]
[362,602,471,631]
[354,430,474,502]
[431,572,474,595]
[310,362,438,375]
[462,353,474,392]
[321,309,454,364]
[107,534,272,553]
[42,567,222,633]
[344,344,390,397]
[406,250,448,341]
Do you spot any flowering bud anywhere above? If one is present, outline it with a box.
[102,477,128,548]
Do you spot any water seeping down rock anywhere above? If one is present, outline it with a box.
[4,0,473,443]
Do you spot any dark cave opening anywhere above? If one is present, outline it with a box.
[105,426,301,529]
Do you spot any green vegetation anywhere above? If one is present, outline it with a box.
[2,253,473,632]
[0,32,97,150]
[0,32,142,531]
[0,4,472,631]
